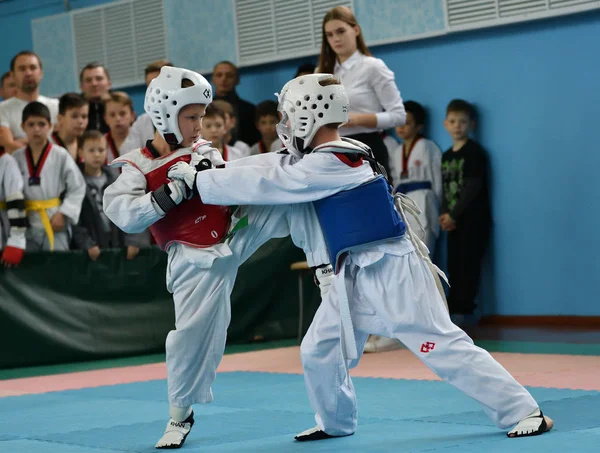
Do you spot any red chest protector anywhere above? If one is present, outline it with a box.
[114,144,231,251]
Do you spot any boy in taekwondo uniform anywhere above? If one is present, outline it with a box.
[168,73,554,443]
[0,146,27,266]
[12,101,85,252]
[103,66,329,449]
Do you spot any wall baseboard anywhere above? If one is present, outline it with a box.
[480,316,600,328]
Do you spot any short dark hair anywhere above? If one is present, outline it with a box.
[10,51,42,72]
[1,72,12,86]
[144,59,173,76]
[78,129,105,149]
[59,92,88,115]
[80,62,110,83]
[204,103,226,121]
[255,100,278,122]
[294,63,316,78]
[403,101,426,126]
[446,99,476,121]
[22,101,51,124]
[213,61,239,83]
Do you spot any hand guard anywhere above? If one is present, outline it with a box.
[168,161,198,197]
[313,264,334,298]
[194,158,212,172]
[190,151,213,172]
[1,232,26,266]
[151,180,187,216]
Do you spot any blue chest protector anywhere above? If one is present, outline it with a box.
[313,176,406,272]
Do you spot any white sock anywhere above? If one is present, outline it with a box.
[169,405,192,422]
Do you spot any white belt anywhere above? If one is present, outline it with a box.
[334,263,359,360]
[394,192,448,287]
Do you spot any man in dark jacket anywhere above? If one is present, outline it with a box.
[80,62,111,133]
[211,61,260,146]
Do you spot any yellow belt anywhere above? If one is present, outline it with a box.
[0,198,61,251]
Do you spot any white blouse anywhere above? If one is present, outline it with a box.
[333,51,406,136]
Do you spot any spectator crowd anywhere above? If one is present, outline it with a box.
[0,6,491,337]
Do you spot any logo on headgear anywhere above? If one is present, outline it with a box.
[203,88,211,99]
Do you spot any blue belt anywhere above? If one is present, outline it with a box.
[395,180,432,194]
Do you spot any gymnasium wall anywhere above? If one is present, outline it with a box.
[1,1,598,316]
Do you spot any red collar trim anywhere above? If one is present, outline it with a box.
[333,152,363,168]
[402,136,423,173]
[26,142,53,179]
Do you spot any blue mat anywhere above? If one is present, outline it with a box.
[1,372,598,452]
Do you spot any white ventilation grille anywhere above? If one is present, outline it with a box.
[446,0,600,29]
[499,0,548,17]
[73,9,105,68]
[446,0,498,27]
[235,0,353,67]
[133,0,167,73]
[273,0,313,55]
[549,0,599,8]
[103,3,137,84]
[235,0,275,61]
[72,0,168,88]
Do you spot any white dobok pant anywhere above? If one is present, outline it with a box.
[165,203,327,408]
[300,243,538,435]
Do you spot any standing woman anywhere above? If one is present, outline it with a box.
[318,6,405,176]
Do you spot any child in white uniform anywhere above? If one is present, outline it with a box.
[0,148,26,265]
[104,67,329,449]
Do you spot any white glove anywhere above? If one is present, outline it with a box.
[150,180,187,216]
[314,264,334,298]
[168,161,198,195]
[190,151,203,168]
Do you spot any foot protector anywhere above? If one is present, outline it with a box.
[155,411,195,449]
[295,426,345,442]
[507,409,553,438]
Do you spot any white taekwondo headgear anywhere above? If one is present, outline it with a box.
[144,66,213,145]
[275,73,349,158]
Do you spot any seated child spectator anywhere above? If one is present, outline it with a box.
[249,100,279,155]
[72,130,149,260]
[51,93,89,161]
[12,101,85,251]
